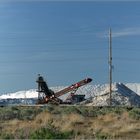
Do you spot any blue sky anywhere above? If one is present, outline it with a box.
[0,1,140,93]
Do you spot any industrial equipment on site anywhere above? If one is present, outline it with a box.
[36,74,92,104]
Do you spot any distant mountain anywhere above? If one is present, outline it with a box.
[0,89,38,99]
[0,83,140,106]
[0,86,65,99]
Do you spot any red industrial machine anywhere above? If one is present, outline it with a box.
[36,74,92,104]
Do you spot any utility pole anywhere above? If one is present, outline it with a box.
[109,28,112,106]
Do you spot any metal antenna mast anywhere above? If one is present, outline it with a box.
[109,28,112,106]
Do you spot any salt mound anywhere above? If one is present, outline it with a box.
[85,83,140,106]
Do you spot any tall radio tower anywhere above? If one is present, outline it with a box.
[109,28,112,106]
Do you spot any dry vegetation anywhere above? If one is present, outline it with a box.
[0,106,140,139]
